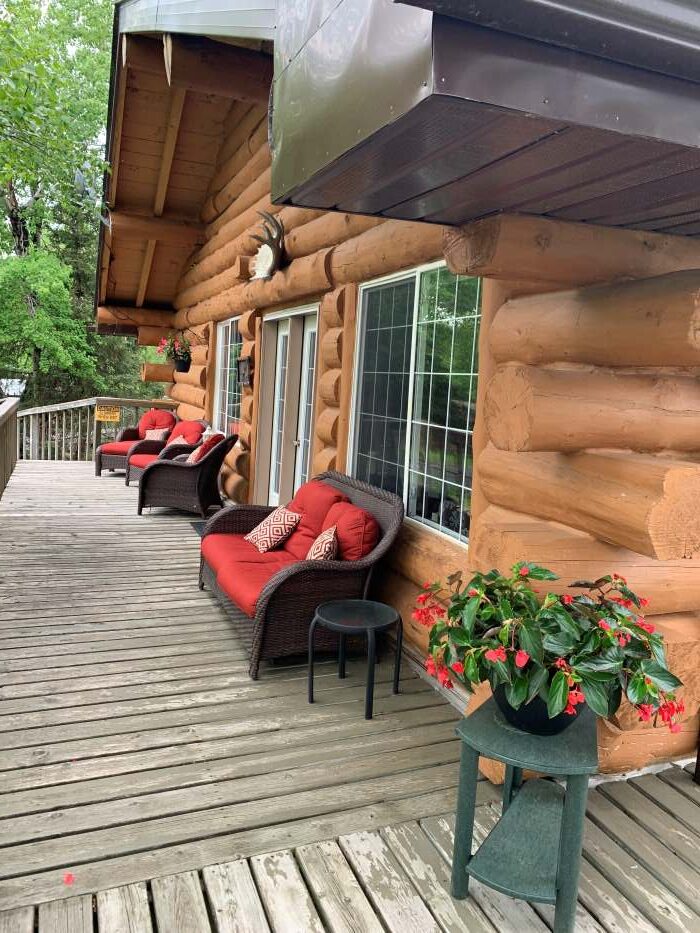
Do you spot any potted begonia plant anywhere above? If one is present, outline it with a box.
[157,334,191,372]
[417,562,683,735]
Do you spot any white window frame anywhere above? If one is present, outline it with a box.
[347,260,480,544]
[213,317,242,435]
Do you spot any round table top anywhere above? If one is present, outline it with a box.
[315,599,400,631]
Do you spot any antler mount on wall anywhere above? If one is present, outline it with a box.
[250,211,285,281]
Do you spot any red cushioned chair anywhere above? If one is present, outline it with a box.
[137,433,237,517]
[125,420,207,486]
[199,472,404,679]
[94,408,177,476]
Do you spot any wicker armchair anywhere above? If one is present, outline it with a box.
[199,471,405,679]
[126,420,208,486]
[95,409,177,476]
[137,434,237,517]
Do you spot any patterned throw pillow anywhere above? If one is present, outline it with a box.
[166,435,191,447]
[244,506,301,553]
[144,428,170,441]
[306,525,338,561]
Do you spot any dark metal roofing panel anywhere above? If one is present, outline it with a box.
[272,2,700,237]
[397,0,700,84]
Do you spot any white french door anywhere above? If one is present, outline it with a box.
[263,307,318,506]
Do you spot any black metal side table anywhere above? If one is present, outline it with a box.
[451,698,598,933]
[308,599,402,719]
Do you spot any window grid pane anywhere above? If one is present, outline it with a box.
[352,267,481,540]
[215,319,242,435]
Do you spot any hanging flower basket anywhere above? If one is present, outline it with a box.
[157,334,191,373]
[417,562,683,736]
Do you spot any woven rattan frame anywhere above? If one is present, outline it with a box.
[199,472,405,679]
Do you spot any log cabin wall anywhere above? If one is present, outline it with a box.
[447,213,700,772]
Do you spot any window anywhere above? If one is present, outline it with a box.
[214,318,243,435]
[351,265,481,540]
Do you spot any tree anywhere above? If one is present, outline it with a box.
[0,0,155,405]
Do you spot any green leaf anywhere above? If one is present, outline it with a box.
[547,671,569,718]
[626,674,648,706]
[607,682,622,717]
[575,656,622,675]
[640,661,682,692]
[579,677,609,717]
[526,565,559,581]
[460,596,480,636]
[464,653,479,683]
[543,631,578,655]
[526,666,549,703]
[506,676,529,709]
[448,628,472,647]
[518,624,543,664]
[491,659,512,686]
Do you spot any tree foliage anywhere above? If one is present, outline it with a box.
[0,0,155,405]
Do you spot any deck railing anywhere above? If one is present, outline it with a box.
[0,397,20,496]
[16,397,177,463]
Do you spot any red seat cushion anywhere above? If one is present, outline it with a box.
[216,557,295,617]
[98,440,136,456]
[202,533,291,576]
[322,502,380,561]
[168,420,205,446]
[188,432,225,464]
[282,481,349,560]
[137,408,177,439]
[129,453,158,469]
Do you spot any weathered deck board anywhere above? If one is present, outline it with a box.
[1,462,699,932]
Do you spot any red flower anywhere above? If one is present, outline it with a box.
[515,649,530,669]
[637,619,655,633]
[638,703,654,723]
[519,566,530,577]
[554,658,569,671]
[422,581,432,589]
[670,722,682,734]
[424,656,436,677]
[598,620,611,632]
[614,631,631,647]
[467,587,479,597]
[484,646,507,663]
[639,597,650,608]
[437,666,454,689]
[451,661,465,675]
[568,689,585,706]
[564,704,577,716]
[63,872,75,885]
[561,594,574,605]
[612,573,627,584]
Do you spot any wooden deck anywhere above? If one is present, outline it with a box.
[0,462,699,932]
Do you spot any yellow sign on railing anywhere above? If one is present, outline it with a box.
[95,405,121,423]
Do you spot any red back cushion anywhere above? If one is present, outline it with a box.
[168,420,205,446]
[138,408,177,439]
[322,502,380,561]
[188,433,225,464]
[282,480,349,560]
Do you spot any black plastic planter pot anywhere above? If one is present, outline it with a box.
[493,684,579,735]
[174,358,191,373]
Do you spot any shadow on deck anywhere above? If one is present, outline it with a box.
[0,462,698,932]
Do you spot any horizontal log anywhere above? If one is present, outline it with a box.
[109,212,204,246]
[445,214,700,286]
[389,518,467,592]
[164,35,272,102]
[210,108,267,193]
[330,220,444,285]
[285,214,384,261]
[321,328,343,368]
[182,322,210,345]
[175,401,206,422]
[313,447,337,475]
[98,306,175,330]
[197,189,274,263]
[223,472,249,504]
[168,382,206,408]
[318,369,341,406]
[204,145,270,229]
[316,407,339,446]
[137,326,177,346]
[140,362,174,383]
[470,505,700,616]
[486,364,700,452]
[175,257,250,311]
[479,445,700,559]
[190,345,208,366]
[490,270,700,367]
[174,249,334,329]
[173,364,207,389]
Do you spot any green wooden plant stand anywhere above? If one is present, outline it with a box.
[451,697,598,933]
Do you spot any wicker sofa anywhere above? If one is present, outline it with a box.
[94,408,177,476]
[137,433,237,517]
[125,420,207,486]
[199,471,405,679]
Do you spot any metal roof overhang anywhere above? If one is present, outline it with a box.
[270,3,700,236]
[116,0,276,42]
